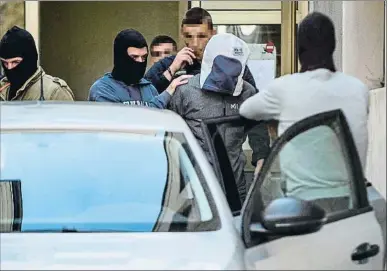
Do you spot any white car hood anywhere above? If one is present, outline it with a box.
[1,231,242,270]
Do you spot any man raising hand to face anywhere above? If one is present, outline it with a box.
[145,7,257,94]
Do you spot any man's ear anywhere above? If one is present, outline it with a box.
[212,29,217,35]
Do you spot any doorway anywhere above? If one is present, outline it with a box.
[190,1,309,77]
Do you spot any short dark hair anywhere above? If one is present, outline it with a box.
[150,35,177,51]
[181,7,213,30]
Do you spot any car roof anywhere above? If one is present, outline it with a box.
[0,101,190,132]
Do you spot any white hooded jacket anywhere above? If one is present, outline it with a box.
[169,33,270,202]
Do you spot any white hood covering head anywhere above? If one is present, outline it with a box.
[200,33,250,96]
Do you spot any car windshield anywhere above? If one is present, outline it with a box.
[0,130,218,233]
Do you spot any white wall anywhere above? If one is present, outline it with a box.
[366,87,386,199]
[343,1,385,90]
[341,1,386,198]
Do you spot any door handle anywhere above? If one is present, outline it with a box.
[351,243,380,262]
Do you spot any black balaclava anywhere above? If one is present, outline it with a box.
[0,26,38,95]
[297,12,336,73]
[112,29,148,85]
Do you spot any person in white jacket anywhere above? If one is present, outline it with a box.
[240,12,369,212]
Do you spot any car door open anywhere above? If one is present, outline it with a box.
[201,115,270,215]
[201,109,384,270]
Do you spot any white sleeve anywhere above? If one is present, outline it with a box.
[239,81,281,121]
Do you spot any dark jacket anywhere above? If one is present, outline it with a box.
[169,75,269,202]
[145,55,257,94]
[168,34,269,203]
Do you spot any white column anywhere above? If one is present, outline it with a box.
[342,1,384,90]
[25,1,40,52]
[342,1,386,198]
[366,87,386,198]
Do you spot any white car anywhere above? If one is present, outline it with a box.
[0,102,385,270]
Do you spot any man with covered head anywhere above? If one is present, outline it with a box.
[240,12,369,212]
[169,33,270,204]
[0,26,74,101]
[240,11,369,169]
[89,29,190,108]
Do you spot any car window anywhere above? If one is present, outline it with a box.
[0,130,219,233]
[258,125,354,215]
[239,111,372,247]
[201,113,365,219]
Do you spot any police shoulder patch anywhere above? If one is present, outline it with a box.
[52,77,69,88]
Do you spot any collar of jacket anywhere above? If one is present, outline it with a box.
[137,78,153,86]
[5,66,44,100]
[185,59,201,75]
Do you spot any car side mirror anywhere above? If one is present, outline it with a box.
[250,197,327,236]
